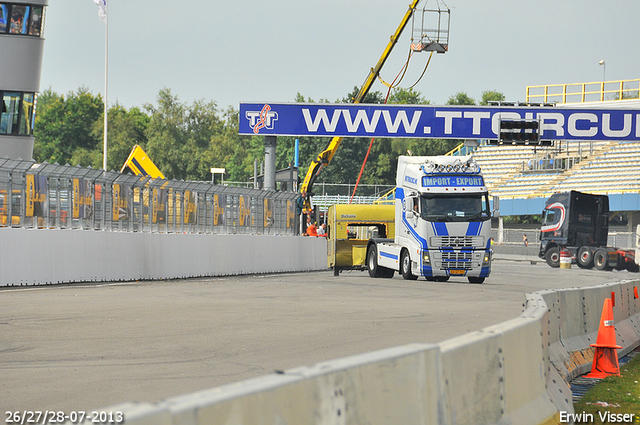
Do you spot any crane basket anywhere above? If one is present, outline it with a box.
[411,0,450,53]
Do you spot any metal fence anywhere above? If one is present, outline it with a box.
[0,158,300,235]
[493,227,634,249]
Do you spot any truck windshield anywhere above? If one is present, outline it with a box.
[541,208,557,226]
[420,193,490,222]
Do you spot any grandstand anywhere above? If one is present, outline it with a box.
[462,79,640,209]
[474,139,633,199]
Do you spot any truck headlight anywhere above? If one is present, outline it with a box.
[422,252,430,265]
[483,252,491,266]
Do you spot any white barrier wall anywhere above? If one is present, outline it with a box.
[0,228,327,286]
[78,280,640,425]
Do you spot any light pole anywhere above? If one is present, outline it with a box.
[599,60,606,100]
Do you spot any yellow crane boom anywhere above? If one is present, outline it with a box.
[120,145,165,180]
[299,0,421,211]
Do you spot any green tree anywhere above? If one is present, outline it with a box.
[103,105,150,172]
[34,87,103,166]
[145,88,224,181]
[34,88,149,171]
[343,86,385,104]
[205,106,263,182]
[387,87,429,105]
[446,91,476,105]
[480,90,505,106]
[144,88,190,179]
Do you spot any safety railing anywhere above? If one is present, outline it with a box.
[0,158,300,236]
[526,78,640,104]
[311,194,393,211]
[521,155,581,173]
[445,139,491,157]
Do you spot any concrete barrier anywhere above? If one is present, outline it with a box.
[0,228,327,286]
[542,281,640,381]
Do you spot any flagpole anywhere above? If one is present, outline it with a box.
[102,7,108,171]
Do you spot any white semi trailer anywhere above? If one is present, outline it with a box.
[366,155,497,284]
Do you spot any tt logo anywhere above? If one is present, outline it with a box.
[246,104,279,134]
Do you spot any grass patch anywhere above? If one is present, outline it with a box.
[573,353,640,424]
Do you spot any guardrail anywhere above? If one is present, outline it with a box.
[311,194,388,211]
[75,279,640,425]
[526,78,640,104]
[0,158,299,236]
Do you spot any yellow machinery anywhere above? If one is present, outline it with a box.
[327,203,395,276]
[0,189,20,226]
[121,145,165,179]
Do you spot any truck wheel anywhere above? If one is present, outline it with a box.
[367,246,382,278]
[401,250,418,280]
[594,249,610,271]
[545,247,560,268]
[368,245,395,278]
[577,247,594,269]
[468,277,485,284]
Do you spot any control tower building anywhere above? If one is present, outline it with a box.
[0,1,47,160]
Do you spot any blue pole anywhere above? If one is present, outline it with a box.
[294,138,299,168]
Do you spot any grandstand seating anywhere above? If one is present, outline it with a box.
[470,139,640,199]
[473,79,640,201]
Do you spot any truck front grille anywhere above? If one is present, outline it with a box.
[441,261,473,270]
[441,252,473,261]
[431,236,484,248]
[440,251,473,270]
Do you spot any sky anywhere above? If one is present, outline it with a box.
[40,0,640,111]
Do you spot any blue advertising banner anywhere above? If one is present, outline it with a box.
[239,103,640,141]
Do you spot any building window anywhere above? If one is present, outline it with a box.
[0,91,35,136]
[0,3,44,37]
[9,4,27,34]
[20,93,34,135]
[0,4,7,32]
[28,5,41,36]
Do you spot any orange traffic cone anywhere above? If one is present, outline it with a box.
[585,298,622,378]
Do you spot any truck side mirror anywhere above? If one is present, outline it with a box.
[406,196,417,215]
[411,197,420,215]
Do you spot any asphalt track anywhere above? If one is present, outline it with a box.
[0,259,632,413]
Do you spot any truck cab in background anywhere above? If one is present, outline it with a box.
[367,155,496,284]
[539,190,638,271]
